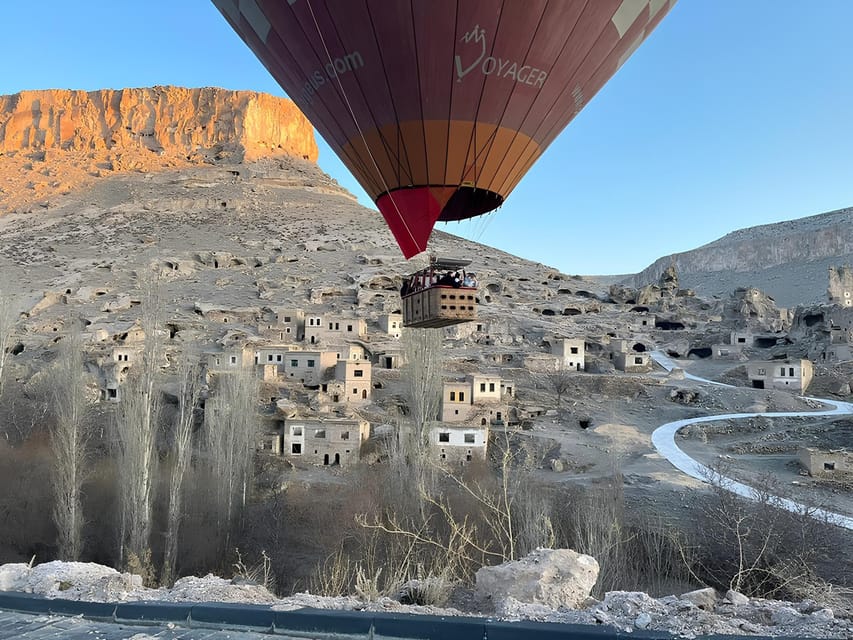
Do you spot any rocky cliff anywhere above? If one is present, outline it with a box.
[0,86,318,212]
[630,207,853,308]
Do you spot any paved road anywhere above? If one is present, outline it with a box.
[650,351,853,530]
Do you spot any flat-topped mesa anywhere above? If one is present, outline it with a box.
[0,86,318,162]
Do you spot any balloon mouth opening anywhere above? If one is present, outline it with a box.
[438,187,503,222]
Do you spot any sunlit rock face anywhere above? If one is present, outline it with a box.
[0,86,317,160]
[0,86,318,212]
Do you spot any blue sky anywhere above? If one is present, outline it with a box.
[2,1,851,275]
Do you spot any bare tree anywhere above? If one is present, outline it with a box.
[50,325,91,560]
[543,362,574,407]
[0,288,17,398]
[114,285,162,574]
[398,327,443,498]
[204,365,260,554]
[161,351,203,586]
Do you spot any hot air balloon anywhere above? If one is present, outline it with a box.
[212,0,676,260]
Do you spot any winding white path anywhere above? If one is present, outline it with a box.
[650,351,853,530]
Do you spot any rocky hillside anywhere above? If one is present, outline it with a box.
[630,207,853,308]
[0,86,317,213]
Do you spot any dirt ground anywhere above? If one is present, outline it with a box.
[521,356,852,527]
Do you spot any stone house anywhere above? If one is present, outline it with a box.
[548,338,585,371]
[258,308,304,342]
[304,315,367,345]
[614,351,651,373]
[327,359,372,404]
[194,303,260,326]
[282,350,338,386]
[747,359,814,392]
[712,331,750,360]
[207,346,255,373]
[827,266,853,307]
[373,347,404,370]
[252,344,301,370]
[283,416,370,466]
[328,343,366,361]
[609,338,651,372]
[630,312,656,332]
[798,447,853,477]
[431,424,488,466]
[379,313,403,339]
[441,374,508,426]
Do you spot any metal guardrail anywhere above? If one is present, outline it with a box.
[0,590,785,639]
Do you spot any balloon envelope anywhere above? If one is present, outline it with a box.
[213,0,676,258]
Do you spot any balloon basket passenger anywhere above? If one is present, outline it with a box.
[401,257,478,329]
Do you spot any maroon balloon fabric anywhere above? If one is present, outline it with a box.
[213,0,676,257]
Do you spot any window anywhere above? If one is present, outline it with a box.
[347,324,353,332]
[780,367,786,376]
[286,327,291,334]
[758,368,765,375]
[570,347,578,354]
[737,337,746,343]
[449,391,456,401]
[464,433,475,444]
[267,355,274,362]
[291,426,302,436]
[215,357,221,366]
[341,431,350,440]
[328,322,334,330]
[489,383,495,392]
[230,356,237,365]
[354,369,364,377]
[438,432,450,442]
[291,359,298,367]
[284,316,291,322]
[314,429,326,438]
[308,359,315,367]
[824,462,835,471]
[789,367,795,377]
[291,443,301,454]
[276,354,282,362]
[352,388,358,394]
[634,357,643,365]
[480,383,486,392]
[459,392,465,402]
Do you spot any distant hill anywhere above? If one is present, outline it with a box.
[629,207,853,308]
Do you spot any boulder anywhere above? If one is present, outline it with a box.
[475,548,599,609]
[724,588,749,606]
[679,587,718,611]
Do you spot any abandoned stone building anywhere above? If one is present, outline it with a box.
[614,351,652,373]
[441,374,509,426]
[281,350,338,386]
[747,359,814,392]
[548,337,585,371]
[798,447,853,477]
[430,424,488,466]
[827,266,853,307]
[608,339,651,372]
[373,347,404,370]
[194,303,260,325]
[304,314,367,345]
[258,307,305,341]
[378,312,402,339]
[283,416,370,467]
[326,359,372,404]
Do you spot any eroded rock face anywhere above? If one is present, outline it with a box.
[0,87,317,161]
[475,548,599,609]
[0,87,318,212]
